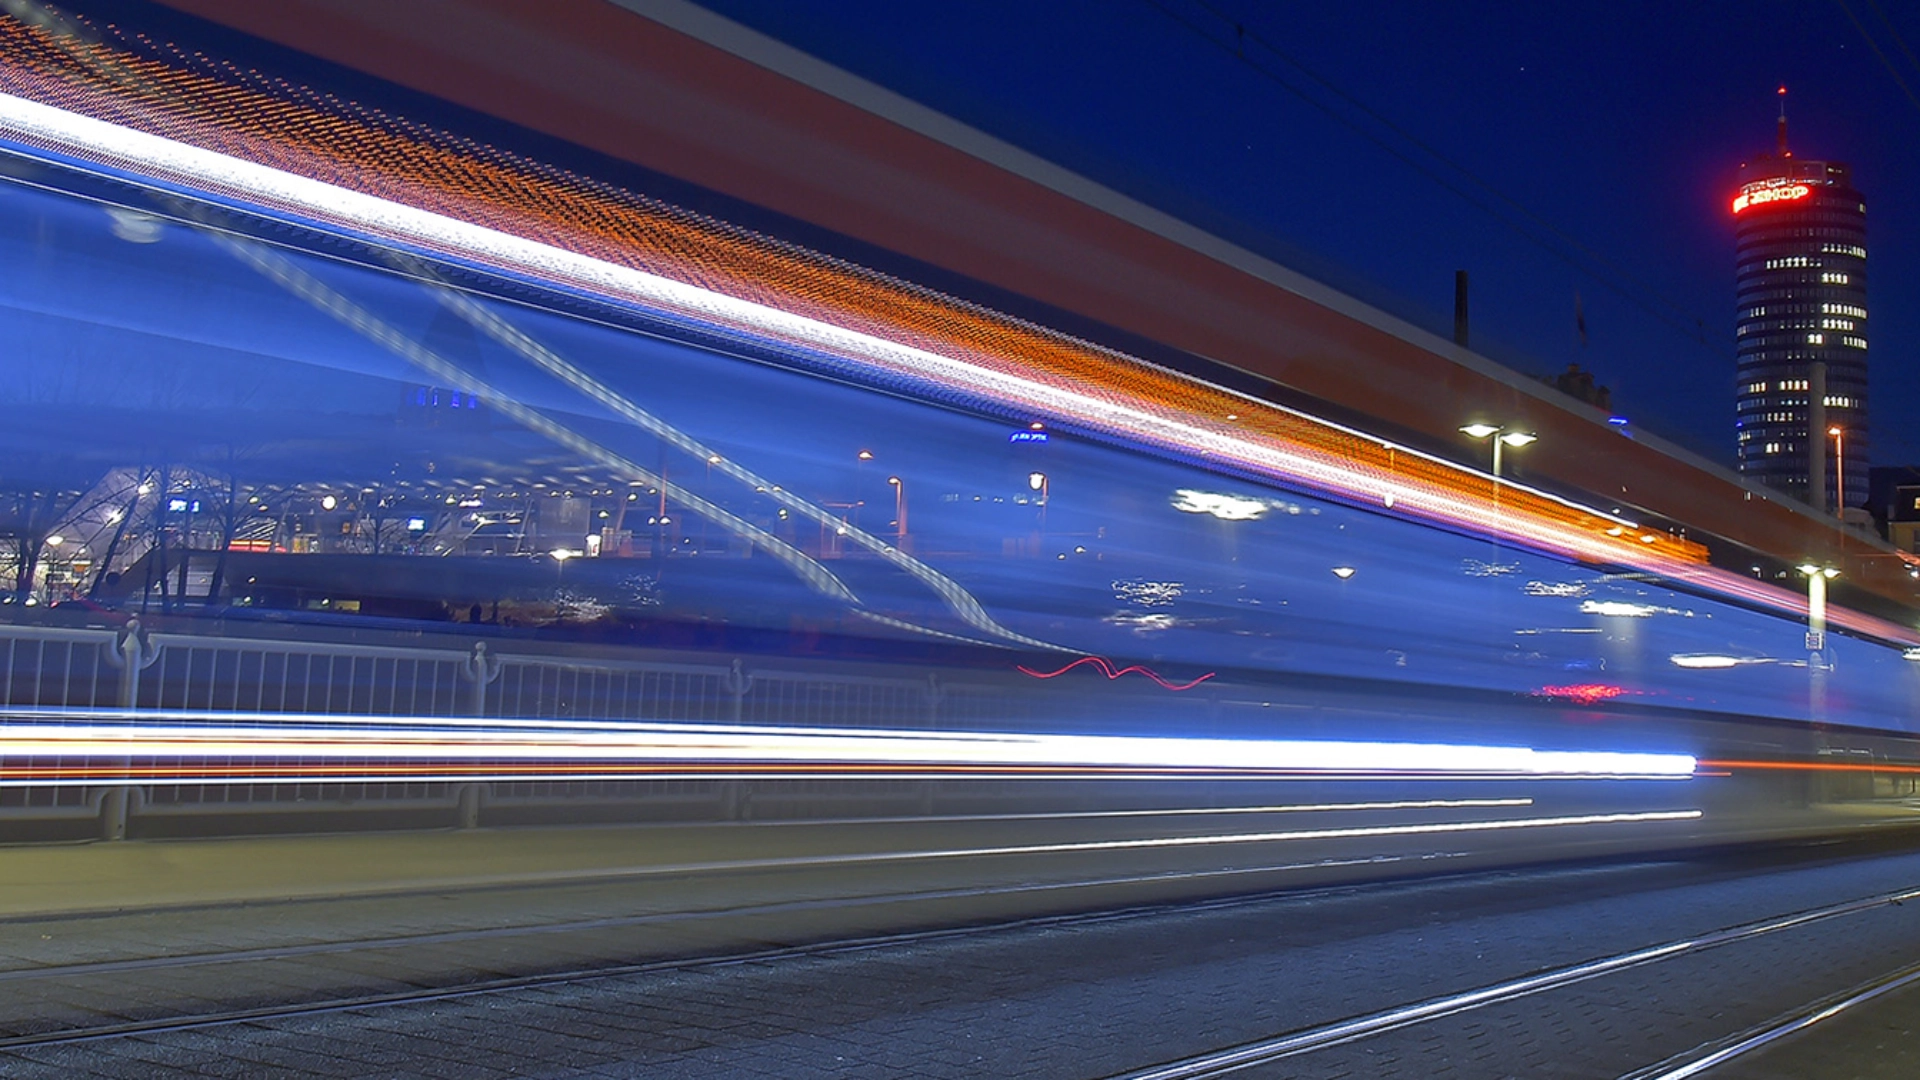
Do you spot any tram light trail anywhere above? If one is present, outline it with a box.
[0,712,1698,785]
[0,75,1912,648]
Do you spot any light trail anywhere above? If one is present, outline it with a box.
[765,810,1705,864]
[1701,758,1920,775]
[1016,656,1216,690]
[0,82,1706,570]
[0,713,1698,785]
[3,84,1903,648]
[0,20,1909,650]
[766,798,1538,825]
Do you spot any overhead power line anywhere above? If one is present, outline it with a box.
[1839,0,1920,116]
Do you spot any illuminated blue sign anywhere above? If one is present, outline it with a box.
[1009,431,1049,444]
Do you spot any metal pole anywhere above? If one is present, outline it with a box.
[1453,270,1470,348]
[1834,428,1845,515]
[1807,571,1827,650]
[1807,570,1828,724]
[889,478,906,547]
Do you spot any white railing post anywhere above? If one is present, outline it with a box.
[926,672,944,729]
[93,620,161,839]
[726,658,753,724]
[99,617,161,710]
[458,641,503,717]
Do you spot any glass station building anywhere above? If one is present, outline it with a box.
[1732,116,1869,512]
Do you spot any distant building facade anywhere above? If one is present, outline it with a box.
[1733,95,1868,511]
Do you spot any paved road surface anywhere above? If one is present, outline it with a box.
[5,826,1920,1077]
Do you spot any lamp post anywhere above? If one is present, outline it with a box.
[42,535,64,604]
[855,450,872,530]
[1796,563,1839,652]
[1458,423,1538,478]
[1828,426,1845,515]
[887,476,906,548]
[1798,562,1839,722]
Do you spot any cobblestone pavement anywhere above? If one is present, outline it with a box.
[7,836,1920,1077]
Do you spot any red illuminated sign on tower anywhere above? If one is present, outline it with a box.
[1731,182,1810,214]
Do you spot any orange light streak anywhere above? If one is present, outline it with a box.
[0,12,1706,574]
[1700,759,1920,775]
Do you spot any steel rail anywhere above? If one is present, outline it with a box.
[0,848,1465,1049]
[1621,956,1920,1079]
[1107,881,1920,1079]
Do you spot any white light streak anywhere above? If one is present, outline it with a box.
[1668,653,1779,670]
[1171,489,1270,520]
[854,810,1705,862]
[1580,600,1683,618]
[0,713,1698,783]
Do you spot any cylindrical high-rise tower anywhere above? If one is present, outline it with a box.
[1733,90,1868,513]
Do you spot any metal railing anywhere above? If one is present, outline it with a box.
[0,621,981,723]
[0,618,1044,837]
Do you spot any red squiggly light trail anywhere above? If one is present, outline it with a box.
[1017,656,1217,691]
[1534,684,1631,705]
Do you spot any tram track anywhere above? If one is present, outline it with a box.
[10,846,1920,1080]
[1624,955,1920,1078]
[0,847,1465,1049]
[1107,877,1920,1078]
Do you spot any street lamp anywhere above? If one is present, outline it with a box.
[1828,426,1845,514]
[887,476,906,547]
[1798,562,1840,721]
[1459,423,1538,478]
[1796,563,1840,652]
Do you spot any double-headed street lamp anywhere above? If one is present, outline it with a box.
[1797,562,1840,654]
[1799,561,1841,720]
[1459,423,1538,478]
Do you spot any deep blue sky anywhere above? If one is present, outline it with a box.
[698,0,1920,465]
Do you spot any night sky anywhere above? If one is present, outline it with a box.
[698,0,1920,466]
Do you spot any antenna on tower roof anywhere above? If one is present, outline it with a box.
[1777,85,1790,158]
